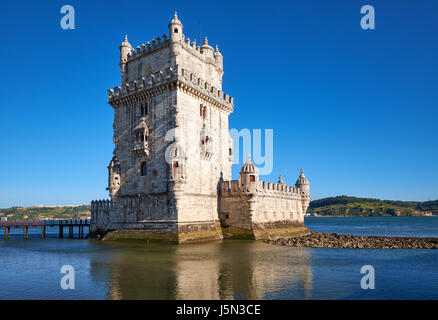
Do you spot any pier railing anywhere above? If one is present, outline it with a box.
[0,219,90,240]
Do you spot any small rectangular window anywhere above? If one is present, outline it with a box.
[250,175,255,182]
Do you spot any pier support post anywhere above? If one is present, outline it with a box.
[7,227,10,240]
[59,225,63,238]
[42,225,46,238]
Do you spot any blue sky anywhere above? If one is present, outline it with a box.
[0,0,437,207]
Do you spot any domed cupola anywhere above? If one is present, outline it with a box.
[169,11,183,27]
[240,154,259,174]
[119,35,133,64]
[239,155,259,193]
[295,168,310,195]
[169,12,183,41]
[201,37,215,59]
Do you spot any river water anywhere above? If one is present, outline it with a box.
[0,217,437,299]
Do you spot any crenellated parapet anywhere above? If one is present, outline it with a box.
[108,66,178,103]
[91,199,113,212]
[177,67,233,112]
[220,180,303,198]
[122,33,222,73]
[256,181,301,196]
[90,199,112,233]
[107,66,234,112]
[126,35,170,62]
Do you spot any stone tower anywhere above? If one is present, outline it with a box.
[91,13,311,242]
[91,13,234,243]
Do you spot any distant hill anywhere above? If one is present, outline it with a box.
[0,205,91,220]
[1,196,437,220]
[308,196,438,216]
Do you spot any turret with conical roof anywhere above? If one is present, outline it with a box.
[119,35,133,64]
[119,35,133,86]
[214,45,223,74]
[168,12,183,42]
[295,168,310,195]
[278,174,285,185]
[239,154,259,193]
[201,36,215,60]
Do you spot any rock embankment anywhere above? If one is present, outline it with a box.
[270,232,438,249]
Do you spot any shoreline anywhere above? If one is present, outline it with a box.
[270,232,438,249]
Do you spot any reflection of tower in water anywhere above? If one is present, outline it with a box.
[173,242,313,300]
[99,242,313,300]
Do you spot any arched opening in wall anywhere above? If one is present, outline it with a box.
[140,162,147,176]
[173,161,179,168]
[174,28,178,33]
[229,148,232,156]
[250,175,255,182]
[140,103,148,116]
[200,105,206,119]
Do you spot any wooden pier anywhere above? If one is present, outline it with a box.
[0,219,90,240]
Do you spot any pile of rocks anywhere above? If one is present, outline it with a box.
[270,232,438,249]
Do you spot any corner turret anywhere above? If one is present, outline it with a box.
[168,12,183,42]
[295,168,311,213]
[214,45,224,75]
[119,35,133,64]
[119,35,133,86]
[239,155,259,193]
[295,168,310,195]
[107,156,121,198]
[278,174,285,185]
[201,37,215,60]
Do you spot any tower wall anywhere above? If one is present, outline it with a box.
[91,14,234,243]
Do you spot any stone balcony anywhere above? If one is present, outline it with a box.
[133,141,150,157]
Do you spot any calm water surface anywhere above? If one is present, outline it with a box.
[0,217,437,299]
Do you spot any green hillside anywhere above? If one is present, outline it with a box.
[1,196,437,220]
[0,205,91,220]
[308,196,438,216]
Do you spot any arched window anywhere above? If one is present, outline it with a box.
[140,162,147,176]
[200,105,206,119]
[174,28,178,33]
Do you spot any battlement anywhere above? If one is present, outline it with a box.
[178,35,221,67]
[126,34,170,62]
[91,199,112,211]
[123,32,220,67]
[177,67,233,111]
[107,66,234,111]
[220,180,302,197]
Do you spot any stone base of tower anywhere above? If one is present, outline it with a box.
[177,221,223,243]
[95,220,223,244]
[252,221,310,240]
[221,222,310,241]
